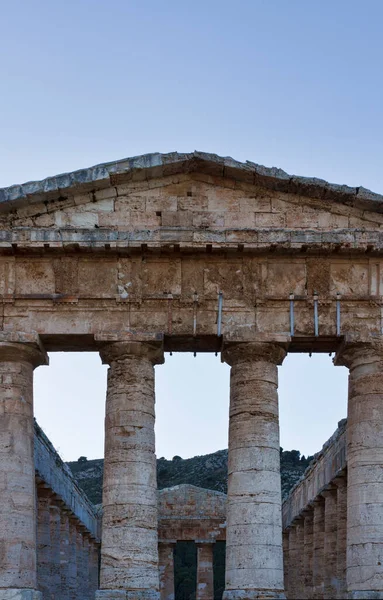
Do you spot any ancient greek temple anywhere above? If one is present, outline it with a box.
[0,151,382,599]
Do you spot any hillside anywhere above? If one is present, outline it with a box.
[67,448,312,506]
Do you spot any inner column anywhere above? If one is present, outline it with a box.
[335,342,383,599]
[96,341,164,600]
[222,342,286,600]
[0,338,47,600]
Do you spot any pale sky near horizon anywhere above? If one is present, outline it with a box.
[0,0,381,461]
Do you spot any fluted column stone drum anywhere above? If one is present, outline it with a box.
[336,342,383,599]
[97,342,164,600]
[222,342,287,600]
[0,338,47,600]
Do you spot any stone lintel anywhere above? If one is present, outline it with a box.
[195,539,215,545]
[0,591,43,600]
[348,593,383,600]
[222,592,286,600]
[95,331,164,344]
[158,539,177,546]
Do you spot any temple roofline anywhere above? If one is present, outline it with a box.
[1,150,383,213]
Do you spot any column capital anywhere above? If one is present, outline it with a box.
[0,332,48,367]
[334,339,383,368]
[100,341,164,366]
[221,341,287,367]
[320,486,337,499]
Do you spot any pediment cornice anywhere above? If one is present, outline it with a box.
[1,150,382,213]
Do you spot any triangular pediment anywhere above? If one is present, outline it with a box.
[3,172,383,234]
[1,152,383,253]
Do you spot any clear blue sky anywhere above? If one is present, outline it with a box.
[1,0,380,460]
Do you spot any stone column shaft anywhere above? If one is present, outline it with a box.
[323,489,338,600]
[50,503,62,596]
[196,542,214,600]
[0,340,47,599]
[335,343,383,599]
[68,519,78,600]
[159,542,175,600]
[90,541,100,594]
[60,511,71,600]
[334,478,347,599]
[295,521,305,599]
[288,526,298,600]
[313,499,325,600]
[282,532,289,595]
[37,493,52,600]
[97,342,164,600]
[222,342,286,600]
[303,511,314,600]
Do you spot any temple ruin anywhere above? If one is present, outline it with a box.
[0,150,383,599]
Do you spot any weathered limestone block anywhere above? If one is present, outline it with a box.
[303,510,314,600]
[335,343,383,599]
[97,342,164,600]
[158,542,175,600]
[334,477,347,600]
[312,498,325,600]
[0,339,47,598]
[322,489,337,599]
[196,542,214,600]
[222,342,286,600]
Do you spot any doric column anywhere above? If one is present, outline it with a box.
[77,529,87,599]
[334,476,347,599]
[89,541,100,595]
[222,342,287,600]
[303,509,314,600]
[0,338,47,599]
[97,341,164,600]
[50,502,62,595]
[322,488,337,599]
[282,531,289,595]
[36,491,52,600]
[158,541,176,600]
[295,519,305,599]
[312,498,325,600]
[288,526,298,600]
[196,542,214,600]
[83,534,91,600]
[68,518,78,600]
[60,511,71,600]
[335,342,383,599]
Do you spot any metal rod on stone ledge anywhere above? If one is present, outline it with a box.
[217,291,223,337]
[336,292,341,336]
[314,292,319,336]
[289,293,295,336]
[193,292,198,337]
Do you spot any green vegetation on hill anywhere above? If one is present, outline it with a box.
[67,447,312,506]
